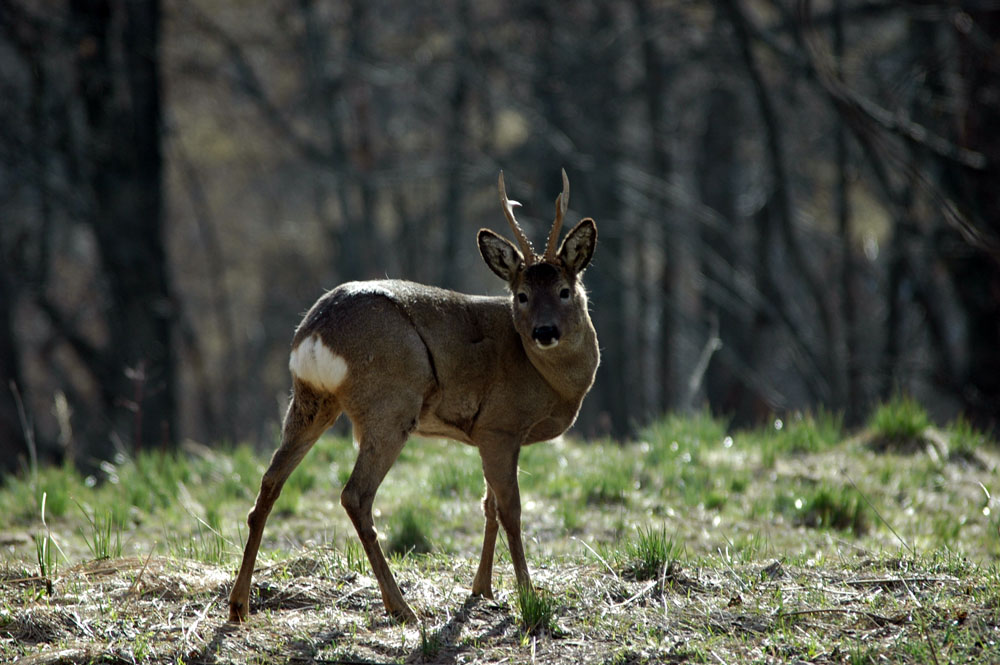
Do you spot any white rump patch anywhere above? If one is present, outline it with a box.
[289,334,348,392]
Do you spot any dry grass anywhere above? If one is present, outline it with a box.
[2,407,999,663]
[2,542,998,664]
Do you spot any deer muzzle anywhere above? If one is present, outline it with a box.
[532,325,561,348]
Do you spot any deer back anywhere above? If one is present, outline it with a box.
[288,170,599,446]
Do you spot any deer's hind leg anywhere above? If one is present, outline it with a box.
[339,395,422,623]
[229,383,340,622]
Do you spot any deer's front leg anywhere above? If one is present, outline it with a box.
[475,443,531,595]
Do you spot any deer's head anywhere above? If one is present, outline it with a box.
[478,170,597,351]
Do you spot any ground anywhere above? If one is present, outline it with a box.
[2,406,998,663]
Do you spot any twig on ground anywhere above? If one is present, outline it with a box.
[127,545,157,596]
[572,537,619,580]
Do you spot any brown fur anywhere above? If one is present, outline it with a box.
[228,172,599,623]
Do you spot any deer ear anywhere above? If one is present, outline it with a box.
[478,229,524,282]
[558,218,597,275]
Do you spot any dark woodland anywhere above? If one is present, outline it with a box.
[1,0,998,474]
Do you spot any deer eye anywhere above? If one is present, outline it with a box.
[559,288,571,300]
[517,292,528,304]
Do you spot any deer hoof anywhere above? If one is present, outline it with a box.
[390,604,418,624]
[471,586,494,600]
[228,600,249,623]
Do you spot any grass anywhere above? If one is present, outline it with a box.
[387,505,434,556]
[515,584,558,636]
[869,393,931,444]
[76,501,124,560]
[0,400,998,663]
[774,482,870,535]
[617,525,682,581]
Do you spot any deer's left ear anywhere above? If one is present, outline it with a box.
[558,218,596,275]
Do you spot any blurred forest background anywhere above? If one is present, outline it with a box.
[1,0,998,475]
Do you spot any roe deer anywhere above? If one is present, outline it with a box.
[228,170,599,623]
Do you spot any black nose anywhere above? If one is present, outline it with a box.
[532,325,560,346]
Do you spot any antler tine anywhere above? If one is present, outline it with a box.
[543,168,570,260]
[498,171,536,264]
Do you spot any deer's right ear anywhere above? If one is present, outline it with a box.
[478,229,524,282]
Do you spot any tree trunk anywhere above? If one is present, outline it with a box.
[72,0,175,455]
[0,262,26,478]
[937,7,1000,429]
[697,80,748,419]
[636,0,674,416]
[441,0,471,290]
[833,0,862,425]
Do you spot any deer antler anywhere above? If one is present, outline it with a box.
[498,171,536,264]
[544,169,570,261]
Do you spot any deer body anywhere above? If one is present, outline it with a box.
[229,171,598,624]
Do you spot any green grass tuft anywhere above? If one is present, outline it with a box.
[869,394,930,442]
[515,584,557,636]
[619,526,682,581]
[77,501,125,560]
[776,484,869,535]
[168,512,231,564]
[342,540,368,575]
[33,532,56,587]
[387,505,433,556]
[772,410,843,455]
[947,415,990,459]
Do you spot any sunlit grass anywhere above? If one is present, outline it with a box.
[77,501,124,561]
[869,394,930,442]
[1,397,998,665]
[387,504,434,556]
[616,525,683,581]
[774,483,869,535]
[0,396,996,572]
[515,584,558,636]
